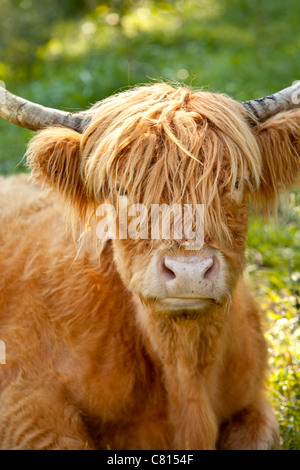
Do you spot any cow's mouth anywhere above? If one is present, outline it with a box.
[156,297,216,311]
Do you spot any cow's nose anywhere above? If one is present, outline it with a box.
[157,255,219,298]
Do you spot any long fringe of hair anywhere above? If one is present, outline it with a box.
[80,83,262,245]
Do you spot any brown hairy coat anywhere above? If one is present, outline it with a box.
[0,84,299,449]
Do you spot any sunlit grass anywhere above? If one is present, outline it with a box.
[247,191,300,450]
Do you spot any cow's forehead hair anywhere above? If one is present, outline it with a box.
[81,83,262,243]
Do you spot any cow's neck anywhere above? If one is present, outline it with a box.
[135,299,227,449]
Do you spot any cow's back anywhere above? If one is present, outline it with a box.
[0,174,58,244]
[0,175,78,374]
[0,174,70,283]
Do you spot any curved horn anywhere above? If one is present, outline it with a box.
[242,81,300,123]
[0,85,90,133]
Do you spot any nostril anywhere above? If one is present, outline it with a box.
[203,256,219,280]
[158,258,176,282]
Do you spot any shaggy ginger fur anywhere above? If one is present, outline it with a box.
[0,83,299,450]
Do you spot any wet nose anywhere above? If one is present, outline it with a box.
[157,255,219,298]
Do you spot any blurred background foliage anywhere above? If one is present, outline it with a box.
[0,0,299,449]
[1,0,300,172]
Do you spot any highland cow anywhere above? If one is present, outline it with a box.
[0,82,299,450]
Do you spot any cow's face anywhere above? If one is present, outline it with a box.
[26,83,300,315]
[110,162,252,314]
[79,85,261,314]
